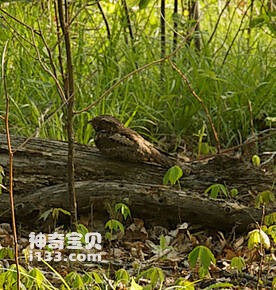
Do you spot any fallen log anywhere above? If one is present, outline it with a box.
[0,134,274,232]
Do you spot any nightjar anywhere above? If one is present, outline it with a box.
[89,115,177,167]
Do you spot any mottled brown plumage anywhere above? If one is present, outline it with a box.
[89,115,176,167]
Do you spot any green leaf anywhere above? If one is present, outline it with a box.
[264,212,276,226]
[39,209,53,221]
[0,248,14,259]
[273,276,276,289]
[255,190,275,208]
[230,257,245,273]
[203,282,234,289]
[130,278,143,290]
[204,184,228,199]
[139,0,151,9]
[188,246,200,268]
[248,229,270,250]
[115,269,130,284]
[252,155,261,167]
[230,188,239,197]
[176,278,196,290]
[91,271,104,284]
[159,235,167,250]
[52,208,71,220]
[65,272,84,289]
[29,267,46,288]
[0,272,7,288]
[266,225,276,243]
[163,165,183,185]
[82,272,93,284]
[105,219,125,234]
[77,223,89,236]
[115,203,131,220]
[188,246,216,278]
[137,267,164,287]
[105,232,112,241]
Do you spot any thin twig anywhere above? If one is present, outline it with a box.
[207,0,231,45]
[197,128,276,161]
[74,22,199,115]
[31,30,66,103]
[0,184,8,191]
[57,0,77,228]
[222,2,252,65]
[0,8,40,34]
[2,41,21,289]
[169,60,221,153]
[96,0,111,40]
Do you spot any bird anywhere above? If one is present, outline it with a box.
[89,115,178,167]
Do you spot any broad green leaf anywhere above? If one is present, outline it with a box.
[105,232,112,241]
[255,190,275,208]
[115,269,130,284]
[230,257,245,273]
[248,229,270,250]
[130,278,143,290]
[65,272,84,288]
[0,248,14,259]
[115,203,131,220]
[266,225,276,242]
[198,266,209,278]
[77,223,89,236]
[188,246,200,268]
[264,212,276,226]
[82,272,93,284]
[204,184,228,199]
[29,267,45,288]
[163,165,183,185]
[0,272,7,288]
[105,219,125,234]
[137,267,164,287]
[91,271,104,284]
[188,246,216,278]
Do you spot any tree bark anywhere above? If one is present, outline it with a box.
[0,134,274,232]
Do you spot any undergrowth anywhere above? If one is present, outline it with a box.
[0,1,275,150]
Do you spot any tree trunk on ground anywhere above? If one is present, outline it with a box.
[0,134,274,232]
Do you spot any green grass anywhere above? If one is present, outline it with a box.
[0,0,275,152]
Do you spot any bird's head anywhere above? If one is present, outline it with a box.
[89,115,123,132]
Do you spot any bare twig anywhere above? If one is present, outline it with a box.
[0,8,40,34]
[2,41,21,289]
[74,23,199,115]
[54,0,66,86]
[31,30,66,103]
[197,128,276,161]
[0,184,8,191]
[96,0,111,40]
[222,2,252,65]
[57,0,77,228]
[207,0,231,45]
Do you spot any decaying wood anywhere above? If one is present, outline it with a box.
[0,134,274,232]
